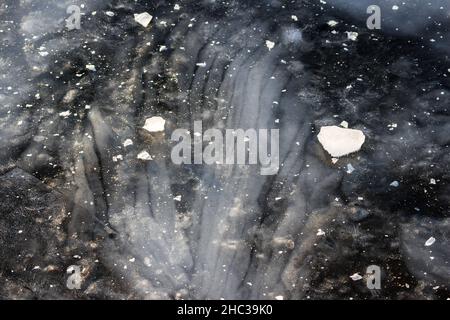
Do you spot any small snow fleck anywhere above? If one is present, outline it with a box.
[388,123,397,128]
[346,31,359,41]
[86,64,96,71]
[196,62,207,67]
[137,151,152,161]
[134,12,153,28]
[275,295,284,300]
[18,230,23,234]
[346,163,355,174]
[159,45,168,52]
[173,195,182,202]
[340,121,349,128]
[174,4,181,11]
[291,15,298,21]
[144,257,152,267]
[425,237,436,247]
[392,5,399,10]
[39,51,49,57]
[112,155,123,162]
[143,116,166,133]
[123,139,133,147]
[350,273,363,281]
[327,20,339,27]
[266,40,275,51]
[105,11,115,17]
[59,110,71,117]
[317,229,326,236]
[430,178,436,185]
[129,258,136,262]
[390,181,400,187]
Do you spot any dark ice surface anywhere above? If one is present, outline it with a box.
[0,0,449,299]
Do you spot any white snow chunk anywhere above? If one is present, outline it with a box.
[430,178,436,185]
[159,45,168,52]
[390,181,400,187]
[425,237,436,247]
[291,15,298,21]
[112,155,123,162]
[105,11,115,17]
[266,40,275,50]
[346,31,359,41]
[346,163,355,174]
[274,295,284,300]
[123,139,133,147]
[196,62,207,67]
[392,5,399,10]
[142,116,166,133]
[59,110,71,117]
[39,51,49,57]
[317,229,326,236]
[173,195,182,202]
[327,20,339,27]
[86,64,96,71]
[317,126,365,158]
[134,12,153,28]
[137,151,152,161]
[340,120,349,128]
[174,4,181,11]
[350,273,363,281]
